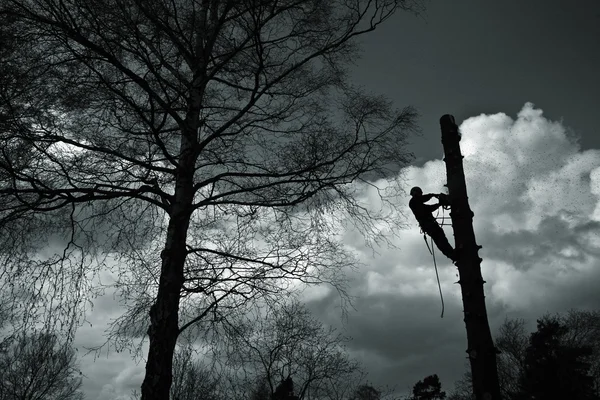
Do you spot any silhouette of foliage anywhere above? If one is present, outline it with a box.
[450,310,600,400]
[158,300,366,400]
[273,376,298,400]
[494,318,528,400]
[249,377,272,400]
[170,345,221,400]
[0,332,83,400]
[408,374,446,400]
[221,300,362,400]
[446,369,473,400]
[515,316,598,400]
[350,384,381,400]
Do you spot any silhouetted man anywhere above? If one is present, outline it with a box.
[409,186,456,262]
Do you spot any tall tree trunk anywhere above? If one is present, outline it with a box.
[440,115,501,400]
[140,127,198,400]
[140,186,193,400]
[140,211,188,399]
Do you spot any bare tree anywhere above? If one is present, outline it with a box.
[148,302,365,400]
[220,300,363,400]
[0,332,83,400]
[494,318,528,399]
[350,384,381,400]
[249,377,272,400]
[561,309,600,394]
[447,369,474,400]
[169,344,222,400]
[449,319,546,400]
[0,1,423,399]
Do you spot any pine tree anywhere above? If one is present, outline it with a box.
[410,374,446,400]
[516,317,598,400]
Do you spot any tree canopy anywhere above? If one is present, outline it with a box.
[0,1,422,399]
[0,332,83,400]
[516,316,598,400]
[409,374,446,400]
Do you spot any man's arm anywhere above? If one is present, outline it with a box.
[421,193,438,202]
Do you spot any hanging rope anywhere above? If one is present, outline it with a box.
[420,196,451,318]
[423,233,445,318]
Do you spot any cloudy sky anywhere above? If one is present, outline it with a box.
[73,1,600,398]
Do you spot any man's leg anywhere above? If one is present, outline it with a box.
[425,224,456,261]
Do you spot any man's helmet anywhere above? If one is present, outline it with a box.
[410,186,423,196]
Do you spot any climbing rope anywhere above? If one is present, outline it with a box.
[421,203,450,319]
[423,233,445,318]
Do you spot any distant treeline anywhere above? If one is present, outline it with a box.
[447,309,600,400]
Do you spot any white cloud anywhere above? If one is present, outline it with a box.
[459,102,600,232]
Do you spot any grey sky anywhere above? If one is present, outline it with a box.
[352,0,600,164]
[70,1,600,398]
